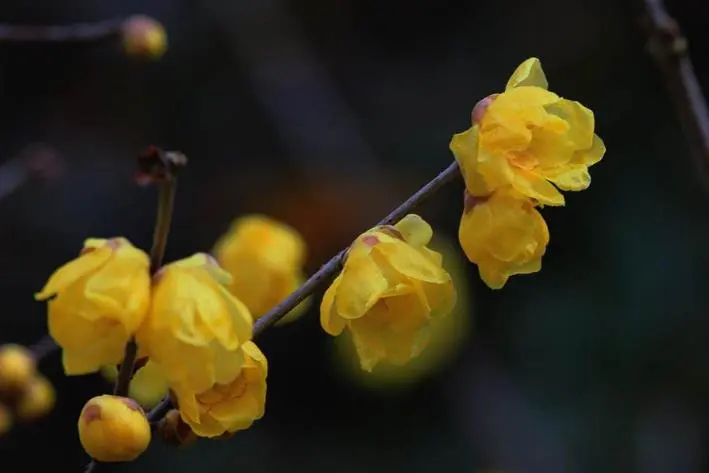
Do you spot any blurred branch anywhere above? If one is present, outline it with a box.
[146,160,461,426]
[0,144,64,202]
[0,19,121,43]
[27,335,58,361]
[640,0,709,186]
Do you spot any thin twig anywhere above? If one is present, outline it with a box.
[146,160,461,424]
[640,0,709,186]
[0,19,122,43]
[27,335,58,360]
[86,151,181,473]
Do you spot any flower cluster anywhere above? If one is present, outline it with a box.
[451,58,605,288]
[0,344,56,435]
[18,57,606,468]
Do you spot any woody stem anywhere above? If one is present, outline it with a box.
[146,160,461,424]
[0,19,122,43]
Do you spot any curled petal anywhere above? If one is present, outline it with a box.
[505,57,549,90]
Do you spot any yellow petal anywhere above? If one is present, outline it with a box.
[242,342,268,374]
[477,257,510,290]
[62,350,102,375]
[449,127,493,195]
[505,57,548,90]
[34,246,112,300]
[544,99,595,150]
[374,242,448,284]
[512,170,565,206]
[335,257,388,319]
[573,134,605,167]
[544,165,591,191]
[320,276,347,335]
[393,214,434,248]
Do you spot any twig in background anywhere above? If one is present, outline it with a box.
[640,0,709,187]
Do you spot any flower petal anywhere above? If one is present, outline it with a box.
[512,170,565,206]
[505,57,549,90]
[34,246,112,300]
[393,214,433,248]
[320,276,347,335]
[544,165,591,191]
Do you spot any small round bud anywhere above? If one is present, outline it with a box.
[16,375,55,421]
[121,15,167,59]
[158,409,197,447]
[0,403,12,436]
[0,344,36,397]
[471,93,500,124]
[78,395,151,462]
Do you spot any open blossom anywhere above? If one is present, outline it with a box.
[321,215,456,371]
[459,188,549,289]
[214,215,308,324]
[450,57,606,206]
[173,341,267,438]
[136,253,253,394]
[35,238,150,375]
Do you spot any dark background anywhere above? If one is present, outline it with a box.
[2,0,709,472]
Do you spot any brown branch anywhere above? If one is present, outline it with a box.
[640,0,709,187]
[27,335,58,360]
[145,160,461,427]
[0,19,122,43]
[85,148,184,473]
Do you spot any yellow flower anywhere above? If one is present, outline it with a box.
[100,360,169,409]
[78,395,151,462]
[332,233,472,391]
[450,57,606,206]
[35,238,151,375]
[0,344,36,395]
[136,253,253,394]
[321,214,456,371]
[121,15,167,59]
[173,341,267,438]
[15,375,55,421]
[459,188,549,289]
[214,215,308,324]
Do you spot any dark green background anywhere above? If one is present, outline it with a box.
[2,0,709,472]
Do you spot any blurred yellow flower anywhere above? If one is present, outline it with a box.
[174,341,267,438]
[0,344,36,395]
[450,57,606,206]
[35,238,151,375]
[332,233,472,391]
[15,375,55,421]
[136,253,253,394]
[214,215,309,324]
[101,360,169,409]
[78,395,151,462]
[459,188,549,289]
[321,214,456,371]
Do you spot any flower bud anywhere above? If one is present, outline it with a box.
[121,15,167,59]
[78,395,151,462]
[16,375,55,421]
[0,344,36,398]
[157,409,197,447]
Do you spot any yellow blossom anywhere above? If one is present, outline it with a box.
[78,395,151,462]
[136,253,254,394]
[35,238,151,375]
[121,15,167,59]
[321,214,456,371]
[100,360,169,409]
[459,188,549,289]
[173,341,267,438]
[214,215,309,324]
[16,375,55,421]
[450,57,606,206]
[0,344,36,395]
[333,233,472,391]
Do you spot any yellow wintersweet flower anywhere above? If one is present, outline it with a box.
[214,215,309,323]
[35,238,151,375]
[321,214,456,371]
[100,360,169,409]
[136,253,253,394]
[459,188,549,289]
[450,57,606,206]
[173,341,267,438]
[16,375,55,421]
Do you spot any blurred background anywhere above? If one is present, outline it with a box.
[2,0,709,472]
